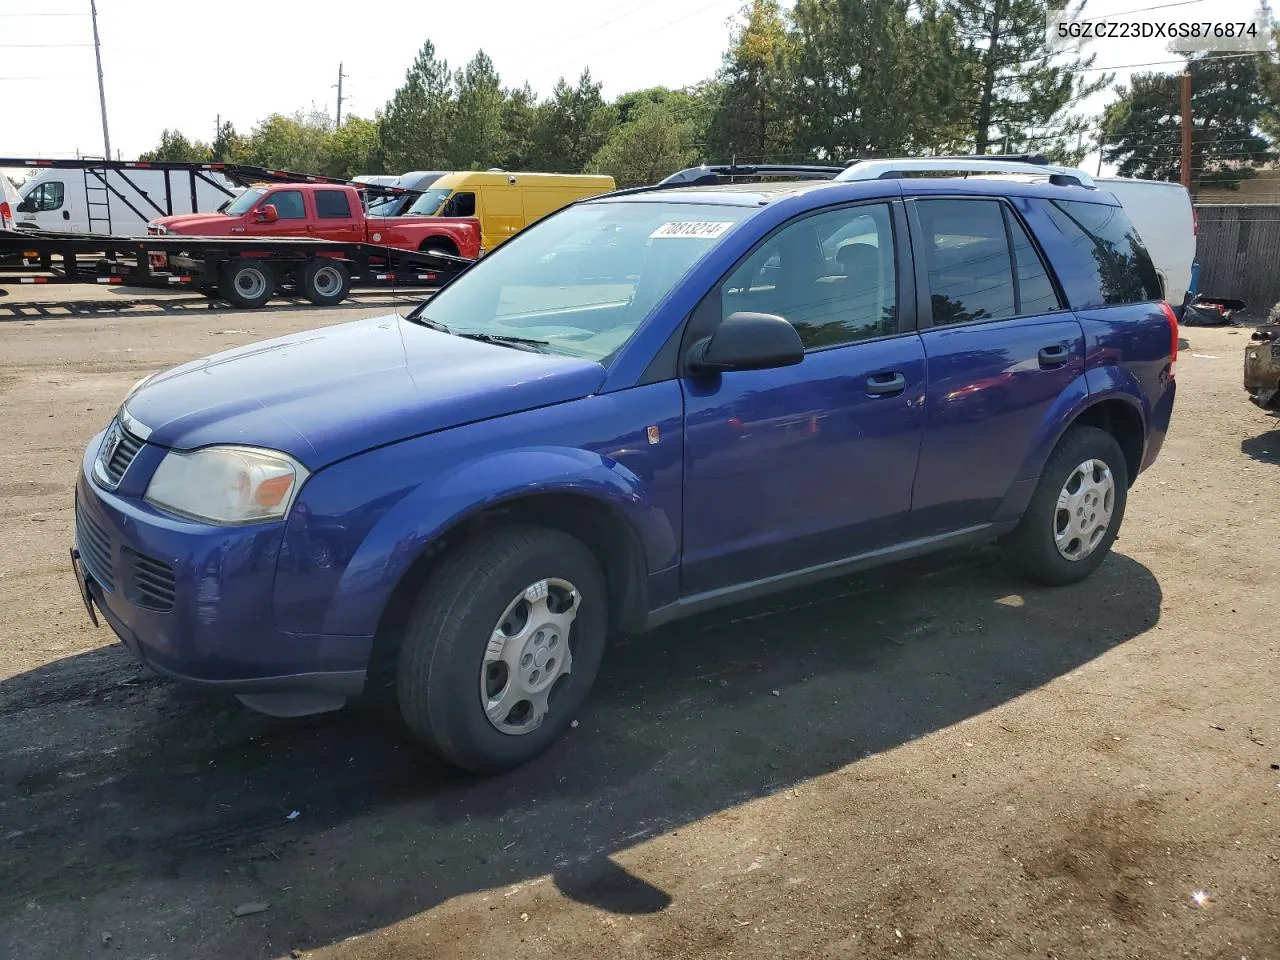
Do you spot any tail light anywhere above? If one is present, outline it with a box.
[1159,301,1178,379]
[0,200,10,226]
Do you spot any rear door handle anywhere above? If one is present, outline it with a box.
[865,371,907,396]
[1038,343,1070,368]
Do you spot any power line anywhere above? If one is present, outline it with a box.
[1073,0,1213,22]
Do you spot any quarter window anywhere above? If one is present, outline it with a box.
[721,203,898,349]
[1042,199,1162,305]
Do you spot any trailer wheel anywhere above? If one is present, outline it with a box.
[300,259,351,306]
[218,259,275,309]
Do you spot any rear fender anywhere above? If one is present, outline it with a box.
[996,371,1145,522]
[318,446,667,637]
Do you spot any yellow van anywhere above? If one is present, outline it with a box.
[403,171,616,255]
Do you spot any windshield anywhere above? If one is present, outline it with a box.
[406,188,453,216]
[408,200,753,362]
[366,194,407,217]
[224,187,265,216]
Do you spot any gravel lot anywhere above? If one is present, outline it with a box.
[1,296,1277,960]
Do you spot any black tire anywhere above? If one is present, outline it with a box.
[217,259,275,309]
[396,526,609,774]
[299,258,351,306]
[999,425,1129,587]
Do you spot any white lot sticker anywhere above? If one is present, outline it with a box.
[649,221,735,240]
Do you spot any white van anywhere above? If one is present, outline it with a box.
[15,166,242,236]
[1095,176,1196,308]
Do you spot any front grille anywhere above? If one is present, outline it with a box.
[125,550,176,612]
[96,420,145,488]
[75,506,114,591]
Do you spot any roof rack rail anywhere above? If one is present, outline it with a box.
[836,156,1094,188]
[843,153,1052,168]
[658,163,843,187]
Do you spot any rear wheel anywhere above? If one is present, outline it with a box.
[299,259,351,306]
[419,238,459,259]
[396,526,608,774]
[217,259,275,309]
[999,425,1129,586]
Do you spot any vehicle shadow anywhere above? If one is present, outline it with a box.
[0,546,1162,959]
[1241,428,1280,464]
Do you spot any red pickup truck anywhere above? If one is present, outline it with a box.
[148,183,481,259]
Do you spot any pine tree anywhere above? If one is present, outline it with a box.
[705,0,795,162]
[451,51,505,170]
[1102,53,1274,190]
[379,41,455,171]
[945,0,1109,157]
[528,70,617,173]
[788,0,970,160]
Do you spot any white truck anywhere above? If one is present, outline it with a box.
[11,163,242,236]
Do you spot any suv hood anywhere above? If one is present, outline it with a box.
[123,314,607,468]
[152,212,237,234]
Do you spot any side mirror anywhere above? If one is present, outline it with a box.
[257,204,279,223]
[16,198,35,213]
[687,312,804,374]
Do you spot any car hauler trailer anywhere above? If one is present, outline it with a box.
[0,229,470,308]
[0,157,432,236]
[0,158,469,307]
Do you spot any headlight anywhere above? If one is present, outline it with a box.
[145,446,308,525]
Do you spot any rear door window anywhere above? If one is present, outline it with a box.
[314,190,352,219]
[915,199,1016,325]
[1041,200,1161,304]
[915,198,1064,324]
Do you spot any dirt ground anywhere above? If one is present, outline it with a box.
[0,294,1277,960]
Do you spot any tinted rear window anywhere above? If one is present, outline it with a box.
[315,190,352,218]
[1042,200,1161,305]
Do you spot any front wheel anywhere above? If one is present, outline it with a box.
[999,425,1129,586]
[396,526,609,774]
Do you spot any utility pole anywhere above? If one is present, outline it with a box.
[335,62,346,128]
[89,0,111,162]
[1180,70,1193,191]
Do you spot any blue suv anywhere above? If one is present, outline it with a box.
[70,158,1177,773]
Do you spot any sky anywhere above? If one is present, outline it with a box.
[0,0,1270,180]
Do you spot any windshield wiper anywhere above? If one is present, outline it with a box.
[402,314,548,351]
[455,332,549,352]
[404,313,451,333]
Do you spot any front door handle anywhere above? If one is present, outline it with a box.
[865,371,907,396]
[1038,343,1070,368]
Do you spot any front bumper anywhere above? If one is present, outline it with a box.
[1245,331,1280,411]
[73,431,371,699]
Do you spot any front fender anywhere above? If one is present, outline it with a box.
[319,446,668,636]
[271,379,686,639]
